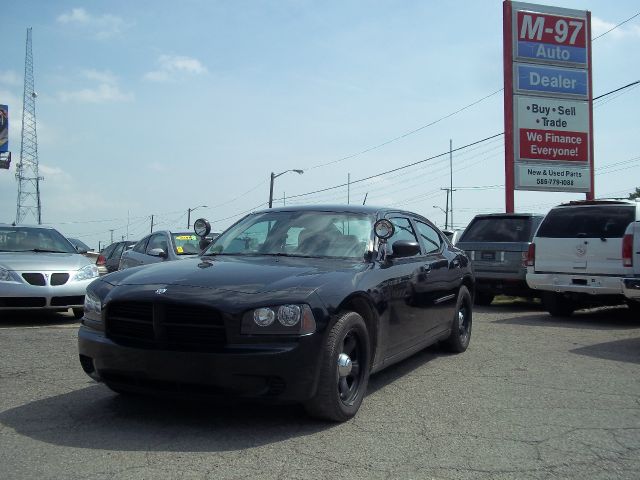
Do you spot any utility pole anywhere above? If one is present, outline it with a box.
[347,173,350,204]
[150,215,154,233]
[441,189,450,230]
[109,229,114,244]
[15,28,43,224]
[449,139,454,229]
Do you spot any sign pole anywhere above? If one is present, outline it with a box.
[503,1,515,213]
[586,10,595,200]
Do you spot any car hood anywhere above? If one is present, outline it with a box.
[103,254,369,294]
[0,251,92,271]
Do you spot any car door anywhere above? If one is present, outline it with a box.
[381,215,438,357]
[413,219,458,332]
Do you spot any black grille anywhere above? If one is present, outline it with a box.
[0,297,46,307]
[51,295,84,307]
[22,273,45,286]
[51,273,69,286]
[106,302,226,351]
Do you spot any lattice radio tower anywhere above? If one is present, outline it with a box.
[15,27,43,224]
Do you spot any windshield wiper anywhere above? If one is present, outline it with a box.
[16,249,68,253]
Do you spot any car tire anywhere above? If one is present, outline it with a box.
[72,308,84,320]
[304,311,371,422]
[627,300,640,316]
[542,292,575,317]
[443,286,473,353]
[475,292,494,306]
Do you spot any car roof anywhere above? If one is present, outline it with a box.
[557,198,639,207]
[253,204,425,218]
[470,212,544,218]
[0,223,59,230]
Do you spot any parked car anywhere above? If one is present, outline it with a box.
[0,224,99,318]
[96,240,136,275]
[78,205,474,421]
[622,220,640,313]
[67,236,100,262]
[118,231,202,270]
[456,213,543,305]
[441,229,464,245]
[526,199,640,316]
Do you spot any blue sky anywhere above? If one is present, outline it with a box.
[1,0,639,249]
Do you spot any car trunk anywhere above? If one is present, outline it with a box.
[533,205,635,275]
[460,241,527,274]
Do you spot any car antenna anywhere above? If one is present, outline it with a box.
[362,193,368,205]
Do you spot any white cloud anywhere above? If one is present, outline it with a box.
[57,70,133,104]
[56,8,131,39]
[144,55,207,82]
[0,71,21,86]
[58,83,133,103]
[592,16,640,40]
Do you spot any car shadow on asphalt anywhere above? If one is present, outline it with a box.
[0,310,78,328]
[490,305,639,330]
[570,336,640,365]
[0,384,331,452]
[0,345,447,452]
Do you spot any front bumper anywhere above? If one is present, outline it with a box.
[526,272,624,296]
[78,326,323,402]
[0,277,94,311]
[622,278,640,301]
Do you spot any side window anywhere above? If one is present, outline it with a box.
[415,221,442,254]
[146,234,168,253]
[133,237,149,253]
[101,243,116,258]
[111,243,125,260]
[388,217,420,256]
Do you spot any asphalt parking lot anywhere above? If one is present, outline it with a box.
[1,302,639,480]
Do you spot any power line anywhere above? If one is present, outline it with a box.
[592,11,640,41]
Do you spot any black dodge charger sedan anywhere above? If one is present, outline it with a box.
[78,205,474,421]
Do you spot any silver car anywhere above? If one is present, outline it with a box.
[0,224,99,318]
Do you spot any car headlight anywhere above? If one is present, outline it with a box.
[74,264,99,281]
[0,266,21,283]
[82,290,103,328]
[242,304,316,335]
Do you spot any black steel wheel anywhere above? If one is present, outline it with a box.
[443,286,472,353]
[305,311,371,422]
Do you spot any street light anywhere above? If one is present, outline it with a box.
[432,205,449,230]
[269,169,303,208]
[187,205,208,229]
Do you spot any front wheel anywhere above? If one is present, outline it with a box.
[443,286,473,353]
[305,311,371,422]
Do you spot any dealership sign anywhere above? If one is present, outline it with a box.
[0,105,7,153]
[504,1,594,205]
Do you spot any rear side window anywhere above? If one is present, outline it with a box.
[537,206,635,238]
[459,217,533,242]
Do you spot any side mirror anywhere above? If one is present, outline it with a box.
[148,248,168,258]
[391,240,421,258]
[76,246,88,254]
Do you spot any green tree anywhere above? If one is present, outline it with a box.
[629,187,640,200]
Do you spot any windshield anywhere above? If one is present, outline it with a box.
[536,206,635,238]
[204,211,374,258]
[0,226,77,253]
[171,233,202,255]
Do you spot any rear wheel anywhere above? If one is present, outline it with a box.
[304,311,371,422]
[443,286,473,353]
[475,292,494,306]
[542,292,575,317]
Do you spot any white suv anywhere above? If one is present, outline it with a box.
[526,199,640,316]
